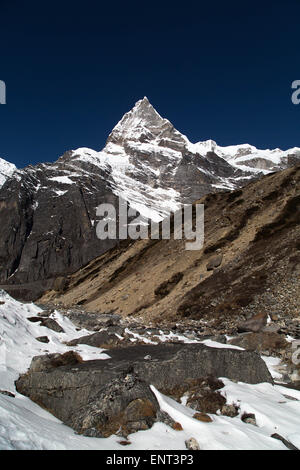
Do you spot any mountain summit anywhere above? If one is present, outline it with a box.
[106,96,185,149]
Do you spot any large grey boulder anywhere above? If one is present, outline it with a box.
[15,343,272,437]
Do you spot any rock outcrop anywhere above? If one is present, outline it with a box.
[229,332,288,354]
[15,343,272,436]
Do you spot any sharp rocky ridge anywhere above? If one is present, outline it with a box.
[0,96,299,298]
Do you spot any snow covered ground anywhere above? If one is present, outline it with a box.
[0,290,299,450]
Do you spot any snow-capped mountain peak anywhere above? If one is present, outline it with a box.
[0,157,17,188]
[106,97,185,149]
[200,141,300,172]
[43,99,300,223]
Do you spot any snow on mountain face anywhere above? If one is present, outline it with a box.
[193,139,300,173]
[0,97,299,290]
[106,96,187,150]
[66,98,249,221]
[67,97,191,221]
[0,157,16,188]
[68,97,300,219]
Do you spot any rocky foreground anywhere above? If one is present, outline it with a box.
[15,342,272,438]
[0,163,299,450]
[0,290,299,449]
[1,297,294,450]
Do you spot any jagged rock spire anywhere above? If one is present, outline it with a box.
[106,97,174,145]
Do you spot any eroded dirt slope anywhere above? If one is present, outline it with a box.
[41,165,300,329]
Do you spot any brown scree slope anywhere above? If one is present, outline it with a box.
[41,164,300,329]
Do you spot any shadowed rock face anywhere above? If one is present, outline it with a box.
[0,161,119,299]
[15,343,272,436]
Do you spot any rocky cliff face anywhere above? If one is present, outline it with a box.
[0,97,299,299]
[0,159,119,298]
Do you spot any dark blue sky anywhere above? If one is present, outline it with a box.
[1,0,300,168]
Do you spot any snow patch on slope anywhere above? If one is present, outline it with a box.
[67,144,182,221]
[150,381,300,450]
[0,157,17,188]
